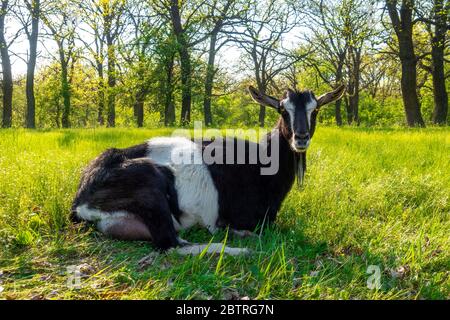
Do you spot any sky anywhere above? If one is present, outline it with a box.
[4,14,304,79]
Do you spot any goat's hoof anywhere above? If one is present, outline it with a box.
[240,248,252,255]
[231,229,258,239]
[177,237,191,247]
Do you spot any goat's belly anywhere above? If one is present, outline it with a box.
[75,204,152,240]
[147,137,220,233]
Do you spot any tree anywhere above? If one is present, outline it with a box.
[305,0,350,126]
[416,0,449,124]
[82,0,125,127]
[234,0,303,127]
[152,0,214,125]
[153,32,177,127]
[16,0,40,128]
[103,0,125,127]
[78,0,107,125]
[342,0,379,124]
[0,0,16,128]
[123,0,188,127]
[202,0,244,126]
[161,40,177,127]
[385,0,425,127]
[41,0,78,128]
[168,0,192,125]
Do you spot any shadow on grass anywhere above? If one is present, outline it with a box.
[1,217,444,299]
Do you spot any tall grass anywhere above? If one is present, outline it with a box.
[0,127,448,299]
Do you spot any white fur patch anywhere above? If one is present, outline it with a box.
[305,96,317,128]
[75,204,130,233]
[283,99,296,133]
[282,92,317,130]
[147,137,219,233]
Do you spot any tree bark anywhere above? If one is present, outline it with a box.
[134,92,144,127]
[179,46,191,125]
[55,99,61,128]
[399,47,425,126]
[25,0,40,129]
[96,61,105,126]
[56,45,71,128]
[170,0,191,126]
[203,32,217,126]
[256,81,267,128]
[106,35,116,127]
[349,48,361,124]
[431,42,448,124]
[345,94,352,125]
[60,58,71,128]
[430,0,448,124]
[335,61,344,126]
[387,0,425,127]
[0,0,12,128]
[163,54,175,127]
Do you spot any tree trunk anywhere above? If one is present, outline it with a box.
[335,61,344,126]
[55,103,61,128]
[349,48,361,125]
[106,37,116,127]
[25,0,40,129]
[203,32,217,126]
[178,38,191,125]
[60,65,71,128]
[335,100,343,126]
[387,0,425,127]
[346,62,353,124]
[257,82,267,128]
[344,95,352,125]
[431,0,448,124]
[96,62,105,126]
[134,93,144,128]
[0,0,12,128]
[170,0,191,126]
[399,50,425,126]
[431,43,448,124]
[164,54,175,127]
[59,49,71,128]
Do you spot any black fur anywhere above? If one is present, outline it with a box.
[204,121,298,231]
[281,90,318,140]
[72,143,181,251]
[204,90,317,231]
[72,90,319,250]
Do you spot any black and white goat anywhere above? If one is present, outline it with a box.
[72,85,345,255]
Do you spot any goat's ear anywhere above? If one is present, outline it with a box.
[316,85,346,108]
[248,86,279,109]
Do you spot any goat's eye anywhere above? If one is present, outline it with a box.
[279,105,285,112]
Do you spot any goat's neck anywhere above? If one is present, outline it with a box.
[263,119,300,195]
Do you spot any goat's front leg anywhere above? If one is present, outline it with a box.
[176,237,191,246]
[174,243,251,256]
[210,224,257,238]
[171,222,252,256]
[215,218,258,238]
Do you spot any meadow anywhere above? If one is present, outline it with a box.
[0,126,448,300]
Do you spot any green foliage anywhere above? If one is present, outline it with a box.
[0,127,448,299]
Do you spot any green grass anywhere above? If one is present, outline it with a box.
[0,127,449,300]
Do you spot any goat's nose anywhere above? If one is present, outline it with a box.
[294,133,310,150]
[295,133,310,141]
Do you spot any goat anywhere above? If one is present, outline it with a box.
[72,85,345,255]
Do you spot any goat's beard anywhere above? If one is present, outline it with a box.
[296,153,305,188]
